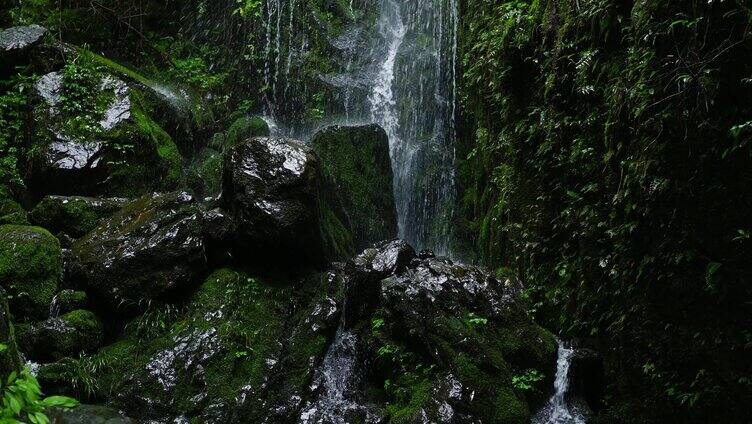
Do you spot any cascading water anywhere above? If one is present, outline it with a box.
[298,328,378,423]
[533,341,588,424]
[261,0,459,255]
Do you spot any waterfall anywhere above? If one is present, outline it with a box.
[49,293,61,319]
[533,341,588,424]
[261,0,459,255]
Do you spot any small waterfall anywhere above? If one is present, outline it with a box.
[49,293,61,319]
[298,326,379,423]
[260,0,459,255]
[533,341,587,424]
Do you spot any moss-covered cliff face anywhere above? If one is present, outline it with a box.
[458,0,752,421]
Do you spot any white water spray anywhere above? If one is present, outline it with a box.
[534,341,587,424]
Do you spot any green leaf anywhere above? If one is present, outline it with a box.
[41,396,79,408]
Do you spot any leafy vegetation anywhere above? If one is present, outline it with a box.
[459,0,752,421]
[0,346,78,424]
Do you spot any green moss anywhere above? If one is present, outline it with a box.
[61,309,101,330]
[318,199,355,260]
[493,386,530,423]
[386,376,432,423]
[29,196,126,238]
[0,225,60,320]
[96,91,183,197]
[225,116,270,148]
[312,125,396,250]
[0,199,25,218]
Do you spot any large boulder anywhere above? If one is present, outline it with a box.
[17,309,104,362]
[30,195,129,239]
[222,137,324,264]
[0,225,60,321]
[311,124,398,250]
[299,242,558,423]
[27,69,183,199]
[69,192,208,312]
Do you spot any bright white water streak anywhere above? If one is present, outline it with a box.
[533,341,587,424]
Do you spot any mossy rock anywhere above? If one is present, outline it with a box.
[0,199,28,226]
[30,195,129,238]
[17,309,104,362]
[69,192,208,312]
[311,124,397,251]
[27,66,184,199]
[224,115,270,148]
[63,269,338,422]
[50,289,88,317]
[0,225,60,321]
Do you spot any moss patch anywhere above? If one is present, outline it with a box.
[0,225,60,321]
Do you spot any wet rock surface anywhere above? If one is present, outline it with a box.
[69,192,208,311]
[222,136,323,263]
[297,241,557,424]
[37,238,556,423]
[17,309,104,362]
[27,70,182,199]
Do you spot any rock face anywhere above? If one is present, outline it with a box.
[0,225,61,321]
[569,348,605,412]
[222,137,323,264]
[0,25,46,51]
[28,70,182,199]
[30,195,129,238]
[43,241,555,423]
[328,241,557,423]
[69,192,207,312]
[85,269,340,423]
[17,309,104,362]
[312,124,398,250]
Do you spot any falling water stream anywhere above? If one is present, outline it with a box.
[533,341,588,424]
[262,0,459,255]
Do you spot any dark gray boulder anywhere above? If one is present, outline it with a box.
[330,241,558,423]
[222,136,323,264]
[27,71,183,199]
[69,192,208,312]
[16,309,104,362]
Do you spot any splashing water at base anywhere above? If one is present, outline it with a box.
[533,341,588,424]
[298,328,379,424]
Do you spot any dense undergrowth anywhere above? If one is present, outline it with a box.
[458,0,752,421]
